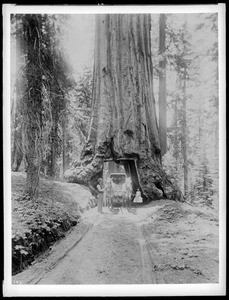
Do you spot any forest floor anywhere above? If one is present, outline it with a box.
[11,172,96,274]
[11,172,96,237]
[11,172,219,285]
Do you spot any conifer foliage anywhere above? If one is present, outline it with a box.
[11,13,219,206]
[151,13,219,206]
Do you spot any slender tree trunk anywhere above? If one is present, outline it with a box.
[11,99,23,171]
[45,19,62,179]
[23,15,43,197]
[49,112,58,178]
[11,20,23,172]
[62,117,66,179]
[65,14,182,201]
[182,19,188,197]
[158,14,167,156]
[174,79,179,176]
[182,67,188,196]
[11,130,23,171]
[213,101,218,182]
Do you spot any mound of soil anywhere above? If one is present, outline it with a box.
[11,172,95,275]
[142,201,219,283]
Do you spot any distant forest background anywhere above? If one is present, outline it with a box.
[10,13,218,207]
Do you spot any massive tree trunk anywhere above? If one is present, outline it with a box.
[23,15,43,197]
[65,14,182,201]
[158,14,167,156]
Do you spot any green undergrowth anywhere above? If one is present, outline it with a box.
[11,172,95,275]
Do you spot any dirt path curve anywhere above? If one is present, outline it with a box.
[12,199,219,285]
[35,207,154,284]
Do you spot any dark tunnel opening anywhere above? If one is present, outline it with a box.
[122,159,147,202]
[103,158,147,202]
[154,181,167,198]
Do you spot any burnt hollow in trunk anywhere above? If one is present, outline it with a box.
[154,181,167,198]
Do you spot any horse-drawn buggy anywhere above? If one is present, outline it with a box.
[105,173,132,208]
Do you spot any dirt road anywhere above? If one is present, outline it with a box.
[12,200,219,285]
[35,207,154,284]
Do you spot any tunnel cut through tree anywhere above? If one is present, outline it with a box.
[65,14,182,201]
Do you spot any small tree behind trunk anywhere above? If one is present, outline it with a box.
[11,18,24,172]
[182,68,188,196]
[181,20,189,197]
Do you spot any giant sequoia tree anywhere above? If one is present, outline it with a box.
[158,14,167,156]
[22,15,44,197]
[65,14,182,201]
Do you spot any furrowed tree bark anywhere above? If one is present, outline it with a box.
[65,14,182,201]
[159,14,167,156]
[23,15,43,198]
